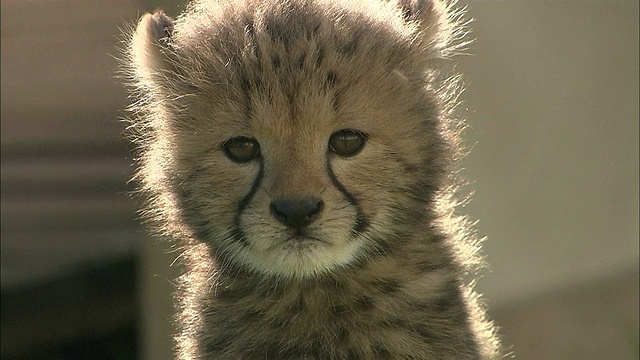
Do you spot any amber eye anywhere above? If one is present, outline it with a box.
[329,129,367,157]
[222,137,260,163]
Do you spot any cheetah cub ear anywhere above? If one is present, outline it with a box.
[129,11,174,89]
[396,0,467,58]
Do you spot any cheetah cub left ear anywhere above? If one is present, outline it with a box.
[397,0,468,58]
[129,11,174,89]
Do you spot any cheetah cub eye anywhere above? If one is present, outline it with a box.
[222,137,260,163]
[329,129,368,157]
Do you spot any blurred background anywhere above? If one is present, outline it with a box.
[1,0,637,359]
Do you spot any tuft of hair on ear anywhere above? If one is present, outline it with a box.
[129,10,175,89]
[396,0,471,58]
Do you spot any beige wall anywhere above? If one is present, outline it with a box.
[457,1,639,358]
[459,0,638,305]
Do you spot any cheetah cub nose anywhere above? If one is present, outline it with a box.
[270,198,324,232]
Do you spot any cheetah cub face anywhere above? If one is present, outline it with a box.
[215,116,373,278]
[180,70,428,279]
[131,0,453,279]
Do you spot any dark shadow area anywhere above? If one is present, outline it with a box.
[1,257,139,360]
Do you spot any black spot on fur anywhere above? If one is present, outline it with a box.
[315,47,325,68]
[346,348,360,360]
[338,324,350,343]
[203,330,235,353]
[325,71,338,86]
[416,325,437,341]
[218,284,251,302]
[290,294,306,315]
[374,278,402,294]
[355,295,375,311]
[253,76,264,92]
[450,307,471,328]
[330,303,348,316]
[295,53,306,69]
[398,0,432,23]
[256,282,286,298]
[371,237,396,257]
[261,341,287,358]
[175,185,214,240]
[308,341,325,358]
[320,275,346,292]
[400,6,413,22]
[241,308,264,322]
[417,259,440,273]
[416,258,448,273]
[263,15,289,44]
[372,343,393,359]
[230,227,250,247]
[432,283,463,313]
[353,214,370,233]
[330,92,340,112]
[338,36,359,58]
[428,232,447,243]
[240,72,252,93]
[272,55,281,70]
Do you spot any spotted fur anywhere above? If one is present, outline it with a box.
[122,0,501,358]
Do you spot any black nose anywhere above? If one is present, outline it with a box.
[270,198,324,231]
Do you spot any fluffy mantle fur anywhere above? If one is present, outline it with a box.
[122,0,502,358]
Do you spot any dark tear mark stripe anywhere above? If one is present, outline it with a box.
[325,156,369,234]
[232,160,264,246]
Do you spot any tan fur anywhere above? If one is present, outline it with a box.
[122,0,502,358]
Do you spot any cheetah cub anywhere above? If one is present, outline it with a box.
[124,0,501,358]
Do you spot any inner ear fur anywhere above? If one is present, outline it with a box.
[130,10,175,89]
[396,0,462,58]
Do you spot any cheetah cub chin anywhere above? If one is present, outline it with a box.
[123,0,502,358]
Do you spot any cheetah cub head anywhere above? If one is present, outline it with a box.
[127,0,464,278]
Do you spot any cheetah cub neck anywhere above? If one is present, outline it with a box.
[124,0,502,358]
